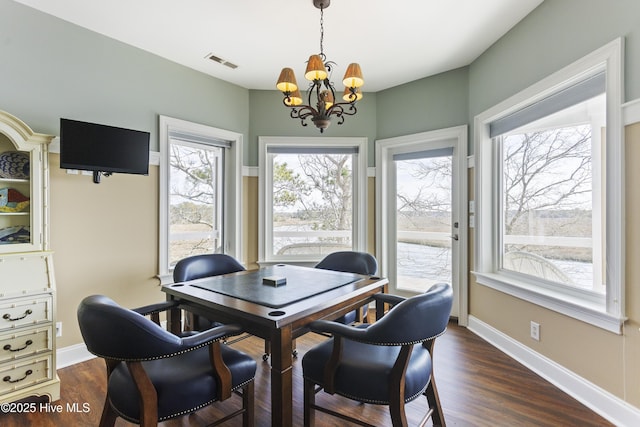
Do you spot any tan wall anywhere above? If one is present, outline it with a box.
[50,123,640,408]
[469,121,640,406]
[49,155,161,348]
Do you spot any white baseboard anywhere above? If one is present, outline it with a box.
[56,343,94,369]
[468,315,640,427]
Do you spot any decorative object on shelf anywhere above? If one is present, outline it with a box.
[0,187,30,212]
[0,225,30,244]
[0,150,30,179]
[276,0,364,133]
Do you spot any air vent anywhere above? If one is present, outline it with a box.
[206,53,238,69]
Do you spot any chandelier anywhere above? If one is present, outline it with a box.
[276,0,364,133]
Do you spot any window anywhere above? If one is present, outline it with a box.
[158,116,242,283]
[474,39,624,332]
[259,137,367,263]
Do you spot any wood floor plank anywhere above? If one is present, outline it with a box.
[0,323,614,426]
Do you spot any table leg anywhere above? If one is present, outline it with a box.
[270,325,293,427]
[166,300,182,335]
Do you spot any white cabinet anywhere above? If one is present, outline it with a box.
[0,111,59,403]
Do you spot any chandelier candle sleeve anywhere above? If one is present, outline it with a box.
[305,55,328,81]
[276,68,298,92]
[343,63,364,88]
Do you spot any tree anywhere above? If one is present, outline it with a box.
[298,154,352,233]
[272,161,309,208]
[169,144,223,259]
[502,125,592,236]
[271,154,353,249]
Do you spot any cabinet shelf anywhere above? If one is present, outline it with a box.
[0,178,29,184]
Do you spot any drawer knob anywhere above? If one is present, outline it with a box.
[3,369,33,383]
[3,340,33,352]
[2,309,33,321]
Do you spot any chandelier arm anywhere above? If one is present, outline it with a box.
[326,101,358,117]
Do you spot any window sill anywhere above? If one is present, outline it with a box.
[472,271,624,334]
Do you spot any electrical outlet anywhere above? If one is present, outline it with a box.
[56,322,62,337]
[530,321,540,341]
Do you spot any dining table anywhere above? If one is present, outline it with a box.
[162,263,388,427]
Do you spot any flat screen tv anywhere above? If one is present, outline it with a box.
[59,118,150,183]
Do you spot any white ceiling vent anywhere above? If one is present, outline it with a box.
[206,53,238,69]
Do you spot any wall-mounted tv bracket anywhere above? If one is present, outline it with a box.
[93,171,113,184]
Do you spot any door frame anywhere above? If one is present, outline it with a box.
[375,125,468,325]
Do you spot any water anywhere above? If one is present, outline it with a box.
[397,241,594,289]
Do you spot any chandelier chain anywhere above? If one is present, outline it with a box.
[319,6,324,57]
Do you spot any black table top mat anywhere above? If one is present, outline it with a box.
[189,264,362,308]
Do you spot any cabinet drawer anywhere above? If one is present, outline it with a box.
[0,253,54,297]
[0,327,52,363]
[0,297,52,332]
[0,355,52,395]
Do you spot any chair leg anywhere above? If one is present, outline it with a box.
[98,397,118,427]
[303,378,316,427]
[243,380,254,427]
[425,378,446,427]
[389,392,408,427]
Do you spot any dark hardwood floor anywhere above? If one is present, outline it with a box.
[0,322,613,426]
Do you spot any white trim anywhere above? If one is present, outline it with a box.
[623,98,640,125]
[367,166,376,177]
[158,115,243,272]
[149,151,160,166]
[467,316,640,427]
[375,125,468,325]
[56,343,94,369]
[473,38,625,330]
[243,166,259,177]
[258,136,368,263]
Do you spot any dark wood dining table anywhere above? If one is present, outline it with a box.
[162,264,388,427]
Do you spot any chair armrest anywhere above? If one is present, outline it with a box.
[372,293,406,307]
[132,300,180,316]
[180,323,244,349]
[307,320,367,341]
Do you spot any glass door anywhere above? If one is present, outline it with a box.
[377,127,467,320]
[394,150,454,293]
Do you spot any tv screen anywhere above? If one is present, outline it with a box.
[59,118,150,175]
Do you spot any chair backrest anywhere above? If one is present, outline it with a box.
[173,254,245,283]
[315,251,378,275]
[77,295,183,360]
[365,283,453,345]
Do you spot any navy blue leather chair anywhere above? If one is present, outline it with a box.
[77,295,256,427]
[173,253,245,282]
[173,254,245,331]
[315,251,378,324]
[302,283,453,427]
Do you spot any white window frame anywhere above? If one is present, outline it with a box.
[473,38,625,333]
[158,115,243,284]
[258,136,367,265]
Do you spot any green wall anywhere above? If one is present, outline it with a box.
[4,0,640,163]
[375,67,469,141]
[248,90,378,166]
[469,0,640,122]
[0,0,249,152]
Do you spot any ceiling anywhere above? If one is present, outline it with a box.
[14,0,544,92]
